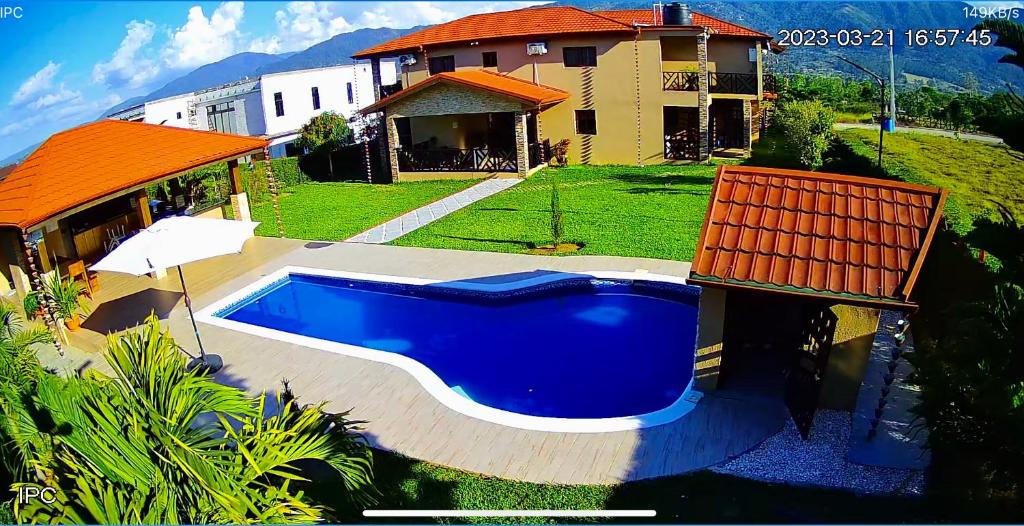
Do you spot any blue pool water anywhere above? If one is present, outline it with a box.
[218,274,699,419]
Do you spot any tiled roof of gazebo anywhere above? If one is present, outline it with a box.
[689,166,947,308]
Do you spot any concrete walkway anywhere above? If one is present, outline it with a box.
[346,178,522,244]
[847,310,930,470]
[835,122,1004,144]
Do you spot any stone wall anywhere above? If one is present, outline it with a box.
[697,33,711,161]
[388,83,526,118]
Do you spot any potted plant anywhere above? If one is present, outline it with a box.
[22,290,42,320]
[44,273,89,331]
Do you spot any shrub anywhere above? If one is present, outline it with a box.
[774,100,836,170]
[549,139,571,167]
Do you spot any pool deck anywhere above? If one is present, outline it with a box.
[58,237,786,484]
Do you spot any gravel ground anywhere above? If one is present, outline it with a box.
[711,410,926,496]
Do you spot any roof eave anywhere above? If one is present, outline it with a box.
[687,275,919,310]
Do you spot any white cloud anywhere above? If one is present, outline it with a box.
[28,86,82,110]
[0,94,121,138]
[93,20,160,89]
[250,2,353,54]
[11,62,61,105]
[162,2,245,69]
[251,1,549,53]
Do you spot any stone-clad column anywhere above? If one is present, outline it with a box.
[697,32,711,161]
[385,112,401,182]
[742,99,753,154]
[514,111,528,178]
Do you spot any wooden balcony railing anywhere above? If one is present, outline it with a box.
[663,71,701,91]
[665,136,699,160]
[709,72,758,95]
[397,147,518,172]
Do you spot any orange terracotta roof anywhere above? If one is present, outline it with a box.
[689,166,947,308]
[353,5,770,58]
[353,6,633,58]
[0,120,268,229]
[594,9,770,38]
[361,70,569,114]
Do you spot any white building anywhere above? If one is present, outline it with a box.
[260,63,395,157]
[143,93,192,129]
[109,62,396,158]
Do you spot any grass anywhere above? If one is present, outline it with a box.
[392,165,722,261]
[838,128,1024,223]
[249,180,480,240]
[306,449,967,524]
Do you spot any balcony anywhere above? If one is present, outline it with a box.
[709,72,758,95]
[397,147,518,173]
[663,71,700,91]
[662,71,762,95]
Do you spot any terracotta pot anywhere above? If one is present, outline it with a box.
[64,314,81,332]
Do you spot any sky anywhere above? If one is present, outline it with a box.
[0,1,546,161]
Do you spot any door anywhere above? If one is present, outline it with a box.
[664,106,699,160]
[710,101,745,149]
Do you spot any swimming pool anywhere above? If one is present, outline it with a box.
[198,267,703,432]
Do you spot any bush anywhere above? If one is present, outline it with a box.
[774,100,836,170]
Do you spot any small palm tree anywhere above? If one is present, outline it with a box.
[13,315,375,524]
[0,300,53,479]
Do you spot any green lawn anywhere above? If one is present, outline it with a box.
[306,449,968,524]
[393,165,721,262]
[249,180,479,240]
[838,128,1024,222]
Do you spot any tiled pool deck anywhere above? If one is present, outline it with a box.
[60,238,787,484]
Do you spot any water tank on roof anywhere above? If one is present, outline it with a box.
[662,2,691,25]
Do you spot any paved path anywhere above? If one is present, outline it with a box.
[346,178,522,244]
[847,310,930,470]
[835,122,1004,144]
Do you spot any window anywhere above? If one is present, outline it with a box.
[428,55,455,75]
[207,102,237,134]
[273,92,284,117]
[311,87,320,110]
[176,111,182,119]
[563,46,597,67]
[346,82,354,104]
[482,51,498,68]
[575,109,596,135]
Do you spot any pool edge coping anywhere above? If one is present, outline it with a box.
[195,266,703,434]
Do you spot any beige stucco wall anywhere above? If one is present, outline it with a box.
[391,30,764,166]
[693,287,727,393]
[819,304,881,410]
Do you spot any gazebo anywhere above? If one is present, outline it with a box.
[0,120,273,347]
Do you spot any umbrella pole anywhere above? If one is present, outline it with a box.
[176,265,206,359]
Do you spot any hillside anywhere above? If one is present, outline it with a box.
[102,26,417,117]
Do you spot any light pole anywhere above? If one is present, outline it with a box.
[836,55,887,168]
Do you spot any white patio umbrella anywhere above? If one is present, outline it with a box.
[91,216,260,373]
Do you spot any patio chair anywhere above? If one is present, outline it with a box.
[67,260,99,297]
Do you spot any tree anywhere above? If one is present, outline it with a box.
[295,112,353,178]
[975,20,1024,150]
[550,183,564,248]
[977,19,1024,69]
[773,100,836,170]
[10,315,376,524]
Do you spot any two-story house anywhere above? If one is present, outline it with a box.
[353,3,779,181]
